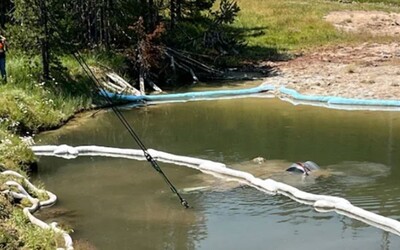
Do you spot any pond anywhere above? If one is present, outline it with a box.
[35,95,400,249]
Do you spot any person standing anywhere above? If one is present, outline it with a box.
[0,35,7,82]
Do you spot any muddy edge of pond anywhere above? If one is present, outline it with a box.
[265,42,400,100]
[265,11,400,100]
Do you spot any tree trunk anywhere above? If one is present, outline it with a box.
[148,0,157,31]
[100,0,104,46]
[0,0,12,29]
[0,0,5,28]
[176,0,182,20]
[139,71,145,95]
[39,0,50,80]
[105,0,112,48]
[170,0,176,30]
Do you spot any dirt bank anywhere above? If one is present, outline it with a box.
[325,11,400,36]
[266,11,400,100]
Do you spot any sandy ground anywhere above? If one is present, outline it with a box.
[266,11,400,100]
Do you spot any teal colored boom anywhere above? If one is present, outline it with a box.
[100,85,275,102]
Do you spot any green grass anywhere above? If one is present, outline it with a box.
[232,0,400,58]
[0,50,127,250]
[350,0,400,5]
[0,200,61,250]
[1,50,127,134]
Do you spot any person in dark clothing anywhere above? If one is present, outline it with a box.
[0,35,7,82]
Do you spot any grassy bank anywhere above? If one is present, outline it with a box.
[352,0,400,5]
[0,52,125,249]
[233,0,400,59]
[0,53,97,171]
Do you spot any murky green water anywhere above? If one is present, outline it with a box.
[35,97,400,249]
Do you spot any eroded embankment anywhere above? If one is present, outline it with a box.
[266,11,400,101]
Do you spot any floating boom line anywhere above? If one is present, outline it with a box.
[32,144,400,237]
[0,170,73,250]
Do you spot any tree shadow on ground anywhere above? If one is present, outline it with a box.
[240,45,292,62]
[232,26,293,62]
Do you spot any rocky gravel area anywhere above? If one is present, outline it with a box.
[265,11,400,100]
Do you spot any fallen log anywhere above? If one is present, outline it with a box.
[148,80,163,93]
[106,73,141,95]
[165,47,223,76]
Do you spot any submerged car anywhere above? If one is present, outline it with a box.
[286,161,320,175]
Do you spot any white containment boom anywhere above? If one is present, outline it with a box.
[32,145,400,237]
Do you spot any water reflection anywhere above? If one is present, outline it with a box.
[35,98,400,249]
[36,158,208,250]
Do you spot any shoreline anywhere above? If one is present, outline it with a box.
[275,86,400,111]
[263,42,400,103]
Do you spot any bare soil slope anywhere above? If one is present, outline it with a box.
[267,11,400,100]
